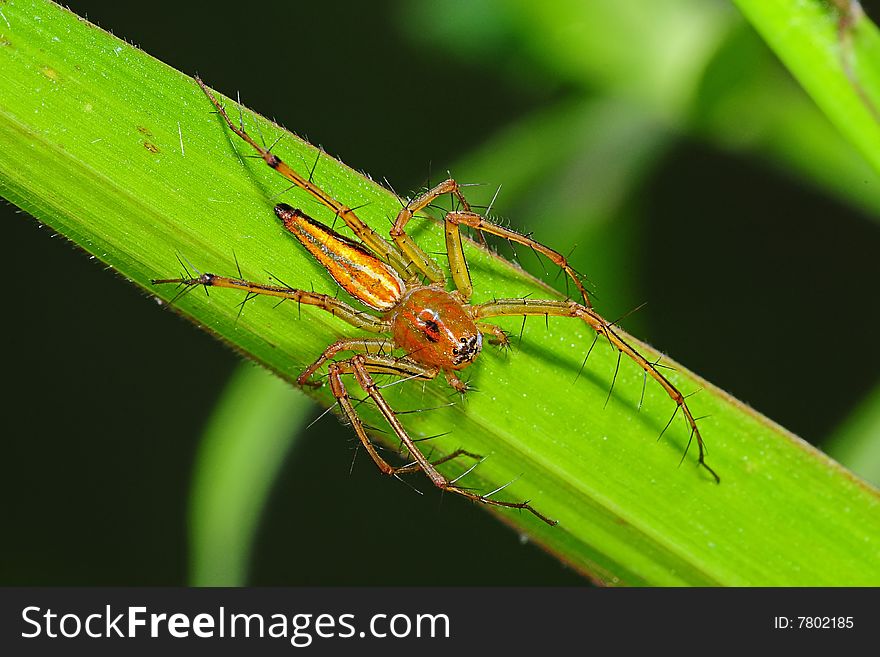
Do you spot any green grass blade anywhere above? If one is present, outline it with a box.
[407,1,880,224]
[2,0,879,585]
[189,363,314,586]
[824,384,880,487]
[732,0,880,176]
[447,97,672,323]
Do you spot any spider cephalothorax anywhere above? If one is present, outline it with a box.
[392,288,483,371]
[153,77,720,527]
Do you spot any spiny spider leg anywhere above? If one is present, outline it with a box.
[389,179,471,284]
[392,449,484,475]
[298,337,403,387]
[447,210,592,307]
[330,356,480,479]
[151,272,391,333]
[390,176,591,307]
[390,178,475,301]
[330,355,558,526]
[194,77,412,277]
[475,298,720,483]
[478,322,511,347]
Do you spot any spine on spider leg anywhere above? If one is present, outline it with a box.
[445,211,593,308]
[389,178,466,285]
[390,205,446,284]
[151,273,390,333]
[194,77,412,276]
[475,298,720,481]
[574,308,720,482]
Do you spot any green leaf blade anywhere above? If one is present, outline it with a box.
[190,363,314,586]
[2,0,879,586]
[732,0,880,176]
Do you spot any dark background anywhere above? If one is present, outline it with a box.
[2,0,879,585]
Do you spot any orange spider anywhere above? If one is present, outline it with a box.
[154,77,719,527]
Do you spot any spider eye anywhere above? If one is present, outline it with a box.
[452,348,458,354]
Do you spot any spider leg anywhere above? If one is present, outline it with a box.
[478,322,511,348]
[328,358,485,479]
[152,273,390,333]
[446,210,592,307]
[440,484,558,527]
[329,358,410,480]
[390,178,476,299]
[330,354,557,526]
[389,178,470,284]
[475,298,720,482]
[298,337,398,387]
[194,76,411,277]
[444,370,470,394]
[393,449,483,475]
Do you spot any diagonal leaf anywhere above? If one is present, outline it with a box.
[2,0,878,585]
[189,363,314,586]
[732,0,880,176]
[824,383,880,487]
[406,0,880,224]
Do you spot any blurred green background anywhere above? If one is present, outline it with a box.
[2,0,879,585]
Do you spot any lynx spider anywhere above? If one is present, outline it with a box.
[154,77,720,527]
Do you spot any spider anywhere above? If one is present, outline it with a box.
[154,77,719,527]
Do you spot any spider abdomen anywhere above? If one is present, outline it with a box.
[391,287,482,370]
[274,203,404,311]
